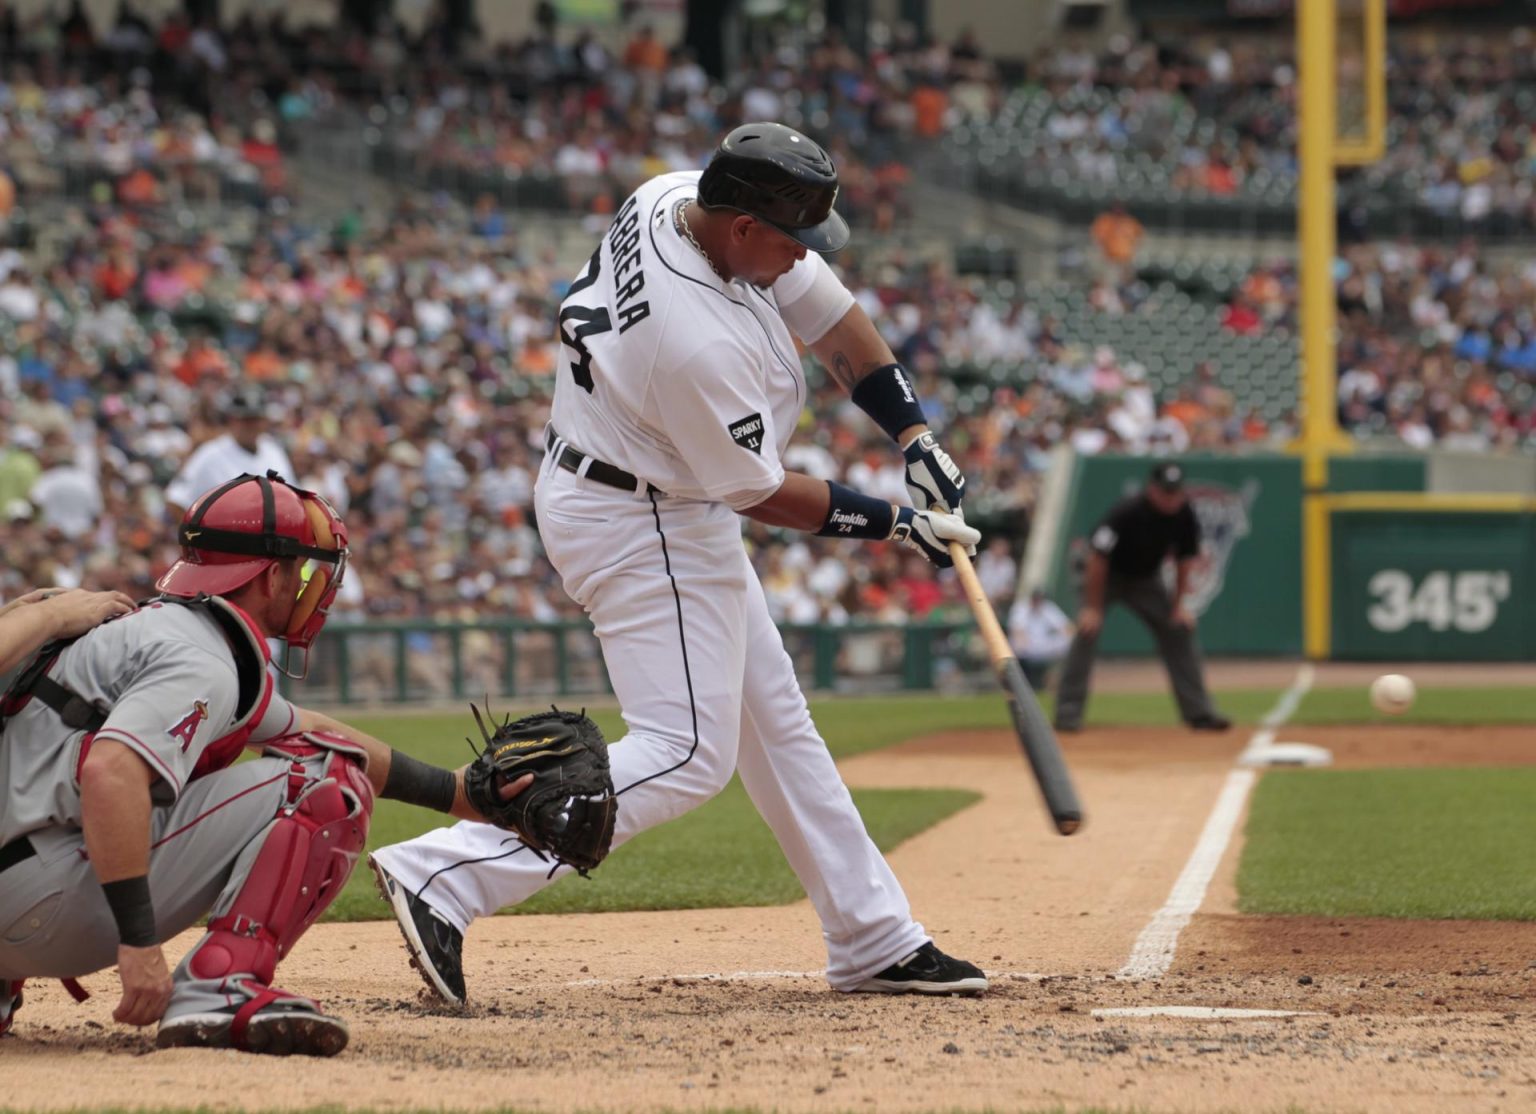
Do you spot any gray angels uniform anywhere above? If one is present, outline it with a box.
[0,602,305,1015]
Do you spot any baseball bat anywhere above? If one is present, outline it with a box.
[948,543,1084,835]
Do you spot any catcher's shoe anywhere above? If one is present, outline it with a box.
[0,979,23,1037]
[370,854,467,1006]
[156,995,349,1056]
[850,942,989,996]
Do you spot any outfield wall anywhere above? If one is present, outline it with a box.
[1049,453,1536,662]
[1325,495,1536,661]
[1050,453,1304,656]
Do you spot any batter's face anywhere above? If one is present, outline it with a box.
[729,216,808,288]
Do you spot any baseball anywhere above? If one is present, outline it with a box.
[1370,673,1416,715]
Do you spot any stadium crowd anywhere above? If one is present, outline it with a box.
[1332,239,1536,449]
[0,196,1087,632]
[969,31,1536,231]
[0,3,1003,224]
[3,10,1536,680]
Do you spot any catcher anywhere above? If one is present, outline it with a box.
[0,473,533,1057]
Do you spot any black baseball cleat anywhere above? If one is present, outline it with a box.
[370,855,468,1006]
[851,942,989,996]
[1053,720,1082,734]
[1187,713,1233,732]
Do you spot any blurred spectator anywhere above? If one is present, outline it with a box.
[164,388,295,517]
[974,537,1018,611]
[30,429,100,541]
[1007,588,1073,691]
[1091,204,1143,280]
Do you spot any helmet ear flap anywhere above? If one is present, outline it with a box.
[282,495,346,651]
[287,561,330,635]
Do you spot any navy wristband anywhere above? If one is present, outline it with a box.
[101,875,158,947]
[383,749,458,814]
[849,363,927,442]
[815,481,897,539]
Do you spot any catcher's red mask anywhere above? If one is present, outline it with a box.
[157,471,349,679]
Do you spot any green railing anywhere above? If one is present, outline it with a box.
[281,619,984,705]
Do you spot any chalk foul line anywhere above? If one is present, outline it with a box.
[1115,664,1315,981]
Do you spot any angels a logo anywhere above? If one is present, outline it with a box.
[168,699,210,752]
[728,413,763,454]
[1163,479,1260,616]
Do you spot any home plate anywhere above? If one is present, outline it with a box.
[1092,1006,1322,1020]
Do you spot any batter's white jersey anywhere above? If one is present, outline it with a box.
[373,171,939,992]
[551,171,854,510]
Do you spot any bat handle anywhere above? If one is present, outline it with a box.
[947,542,1012,664]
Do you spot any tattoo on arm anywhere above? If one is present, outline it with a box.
[828,351,882,392]
[829,351,856,391]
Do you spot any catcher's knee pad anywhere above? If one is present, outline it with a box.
[188,740,372,984]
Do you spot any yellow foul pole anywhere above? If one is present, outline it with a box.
[1298,0,1342,660]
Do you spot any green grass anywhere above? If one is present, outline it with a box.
[331,689,1281,921]
[1074,687,1283,726]
[1292,684,1536,724]
[330,781,977,921]
[329,698,990,921]
[1238,767,1536,920]
[331,681,1536,923]
[347,695,1013,767]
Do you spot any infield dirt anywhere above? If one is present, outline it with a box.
[6,718,1535,1114]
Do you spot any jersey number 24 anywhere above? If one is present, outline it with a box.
[558,246,610,394]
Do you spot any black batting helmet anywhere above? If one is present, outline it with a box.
[697,122,850,253]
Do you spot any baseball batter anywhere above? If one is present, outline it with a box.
[370,123,987,1003]
[0,473,527,1055]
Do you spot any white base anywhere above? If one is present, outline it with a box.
[1236,742,1333,768]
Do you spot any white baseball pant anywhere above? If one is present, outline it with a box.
[370,449,928,987]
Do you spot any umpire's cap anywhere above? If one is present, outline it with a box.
[1149,461,1186,492]
[697,122,850,253]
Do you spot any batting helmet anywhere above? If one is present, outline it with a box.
[697,122,850,253]
[156,472,349,673]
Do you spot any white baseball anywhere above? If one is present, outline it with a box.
[1369,673,1416,715]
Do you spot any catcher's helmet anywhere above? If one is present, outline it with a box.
[697,122,850,253]
[156,471,348,676]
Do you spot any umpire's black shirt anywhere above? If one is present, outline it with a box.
[1089,495,1201,579]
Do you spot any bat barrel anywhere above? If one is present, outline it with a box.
[998,657,1084,834]
[947,541,1084,836]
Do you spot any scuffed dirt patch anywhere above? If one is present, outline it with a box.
[7,720,1536,1114]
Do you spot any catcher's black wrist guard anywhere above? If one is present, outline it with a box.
[462,704,617,875]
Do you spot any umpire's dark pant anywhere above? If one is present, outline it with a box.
[1054,572,1217,730]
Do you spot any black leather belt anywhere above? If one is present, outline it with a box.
[545,428,658,495]
[0,835,36,875]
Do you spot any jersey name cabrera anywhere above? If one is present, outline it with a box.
[550,171,853,511]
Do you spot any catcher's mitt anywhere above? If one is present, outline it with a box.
[463,705,617,875]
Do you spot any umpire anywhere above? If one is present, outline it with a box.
[1053,462,1231,733]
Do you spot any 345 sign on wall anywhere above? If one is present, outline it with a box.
[1331,508,1534,660]
[1366,570,1512,634]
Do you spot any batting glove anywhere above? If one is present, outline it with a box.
[890,506,980,568]
[902,432,966,515]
